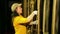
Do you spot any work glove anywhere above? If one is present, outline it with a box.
[33,10,37,15]
[29,20,38,25]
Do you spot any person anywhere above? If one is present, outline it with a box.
[11,3,37,34]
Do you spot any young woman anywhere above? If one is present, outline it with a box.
[11,3,37,34]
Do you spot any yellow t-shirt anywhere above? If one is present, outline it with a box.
[13,15,28,34]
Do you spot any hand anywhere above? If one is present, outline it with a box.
[29,20,38,25]
[33,10,37,15]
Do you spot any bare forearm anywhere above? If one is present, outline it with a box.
[27,12,35,22]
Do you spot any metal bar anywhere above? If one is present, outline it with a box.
[37,0,40,34]
[51,0,57,34]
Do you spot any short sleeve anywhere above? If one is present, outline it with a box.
[14,16,28,24]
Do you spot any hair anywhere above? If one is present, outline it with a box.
[11,2,22,33]
[11,11,19,18]
[11,8,18,34]
[11,10,19,23]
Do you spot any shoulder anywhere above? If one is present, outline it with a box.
[14,16,21,20]
[13,15,23,20]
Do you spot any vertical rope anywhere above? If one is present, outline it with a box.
[56,0,59,33]
[30,0,34,34]
[45,0,50,34]
[24,0,27,17]
[37,0,40,34]
[51,0,57,34]
[42,0,46,34]
[27,0,31,34]
[28,0,29,16]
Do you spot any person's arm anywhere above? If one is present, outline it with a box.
[26,12,35,23]
[16,13,35,25]
[29,20,38,25]
[14,11,37,24]
[26,11,37,23]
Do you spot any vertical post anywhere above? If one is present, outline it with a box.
[27,0,30,34]
[56,0,59,34]
[28,0,29,16]
[37,0,40,34]
[42,0,46,34]
[45,0,50,34]
[24,0,27,17]
[51,0,57,34]
[30,0,34,34]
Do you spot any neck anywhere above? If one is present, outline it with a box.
[18,13,21,15]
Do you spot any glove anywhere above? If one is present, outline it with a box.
[29,20,38,25]
[33,10,37,15]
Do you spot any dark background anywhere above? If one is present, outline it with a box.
[0,0,23,34]
[0,0,60,34]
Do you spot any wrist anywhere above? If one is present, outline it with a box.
[32,12,35,15]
